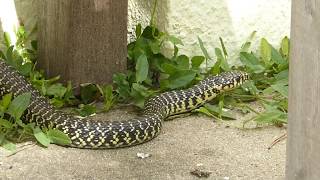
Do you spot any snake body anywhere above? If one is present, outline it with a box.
[0,60,248,149]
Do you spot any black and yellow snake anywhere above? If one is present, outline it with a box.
[0,60,249,149]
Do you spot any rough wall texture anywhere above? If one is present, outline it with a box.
[165,0,291,62]
[14,0,38,38]
[0,0,291,63]
[127,0,167,42]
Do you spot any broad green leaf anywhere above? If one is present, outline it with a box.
[241,80,259,95]
[104,85,114,98]
[75,104,97,117]
[0,93,12,111]
[132,38,152,59]
[279,98,289,111]
[167,70,196,89]
[6,46,14,65]
[271,47,286,65]
[47,83,67,98]
[46,75,61,84]
[80,83,99,104]
[162,63,177,75]
[218,95,225,118]
[141,26,159,39]
[260,38,271,62]
[18,62,33,76]
[63,81,76,103]
[131,83,151,108]
[280,36,290,57]
[149,53,169,72]
[15,119,26,128]
[191,56,205,69]
[254,110,286,124]
[5,48,23,69]
[271,84,288,98]
[0,118,13,128]
[135,23,142,38]
[204,104,236,120]
[274,70,289,86]
[248,31,257,40]
[4,32,11,47]
[262,87,274,95]
[198,36,211,60]
[240,31,256,52]
[240,42,251,52]
[219,37,228,57]
[167,35,183,45]
[7,93,31,120]
[50,98,64,108]
[149,40,160,54]
[2,140,16,151]
[113,73,131,99]
[195,107,215,118]
[97,84,113,100]
[277,61,289,72]
[173,45,179,59]
[275,69,289,81]
[132,83,151,97]
[33,127,51,147]
[16,26,26,38]
[135,54,149,83]
[240,52,265,73]
[210,58,222,75]
[97,84,115,112]
[215,48,230,71]
[177,55,189,69]
[46,129,71,146]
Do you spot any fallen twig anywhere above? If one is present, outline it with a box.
[268,133,287,150]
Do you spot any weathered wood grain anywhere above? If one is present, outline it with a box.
[286,0,320,179]
[38,0,127,85]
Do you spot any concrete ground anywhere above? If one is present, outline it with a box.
[0,106,286,180]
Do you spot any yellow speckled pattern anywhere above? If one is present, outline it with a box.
[0,60,249,149]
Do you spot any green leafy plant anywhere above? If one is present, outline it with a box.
[1,26,77,108]
[116,22,289,127]
[0,93,71,151]
[238,37,289,127]
[0,27,73,150]
[0,5,289,150]
[97,84,117,112]
[114,24,209,108]
[197,34,289,127]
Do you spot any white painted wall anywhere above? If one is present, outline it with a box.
[127,0,167,42]
[0,0,291,63]
[164,0,291,61]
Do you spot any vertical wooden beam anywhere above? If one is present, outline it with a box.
[287,1,320,179]
[38,0,127,85]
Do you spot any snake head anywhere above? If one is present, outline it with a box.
[219,71,249,90]
[202,71,249,91]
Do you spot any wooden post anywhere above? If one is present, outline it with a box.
[286,1,320,179]
[38,0,127,85]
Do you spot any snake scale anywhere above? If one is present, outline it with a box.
[0,59,248,149]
